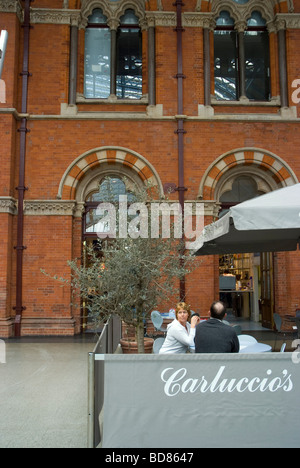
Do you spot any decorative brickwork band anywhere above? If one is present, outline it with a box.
[57,147,163,200]
[199,148,298,200]
[202,0,294,15]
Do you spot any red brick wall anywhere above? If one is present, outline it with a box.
[27,24,70,115]
[0,214,14,337]
[0,116,17,196]
[21,215,77,335]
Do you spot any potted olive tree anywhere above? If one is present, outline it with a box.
[43,181,198,353]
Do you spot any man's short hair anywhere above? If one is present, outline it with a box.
[210,301,226,320]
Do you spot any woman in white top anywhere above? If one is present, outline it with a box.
[159,302,200,354]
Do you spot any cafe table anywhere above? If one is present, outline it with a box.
[239,343,272,353]
[238,335,257,345]
[188,342,272,353]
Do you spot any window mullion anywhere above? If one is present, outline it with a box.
[237,30,246,99]
[277,27,288,108]
[110,27,117,97]
[203,27,211,106]
[148,26,156,106]
[107,18,120,98]
[69,24,78,105]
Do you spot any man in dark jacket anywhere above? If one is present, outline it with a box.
[194,301,240,353]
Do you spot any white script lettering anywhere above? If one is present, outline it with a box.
[161,366,293,397]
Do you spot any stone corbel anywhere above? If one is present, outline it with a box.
[107,18,119,31]
[182,200,220,219]
[204,201,221,219]
[73,202,85,218]
[0,197,17,215]
[275,17,286,32]
[235,19,247,33]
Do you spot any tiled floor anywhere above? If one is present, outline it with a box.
[0,335,97,448]
[226,316,270,331]
[226,315,298,352]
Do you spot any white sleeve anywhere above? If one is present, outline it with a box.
[169,324,195,347]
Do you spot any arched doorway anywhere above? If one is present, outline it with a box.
[200,148,299,330]
[218,174,273,328]
[81,175,140,332]
[57,146,164,332]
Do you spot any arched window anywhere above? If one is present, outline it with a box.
[84,9,111,99]
[244,12,270,101]
[214,11,237,101]
[84,176,136,235]
[220,175,264,203]
[116,10,142,99]
[86,176,136,203]
[84,8,142,100]
[218,174,266,217]
[214,10,270,101]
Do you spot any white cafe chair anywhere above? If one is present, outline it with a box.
[153,337,165,354]
[151,310,167,335]
[280,343,287,353]
[238,335,258,345]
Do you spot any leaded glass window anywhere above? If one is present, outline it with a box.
[214,10,270,101]
[84,8,142,100]
[85,177,136,235]
[214,11,238,101]
[116,10,142,99]
[244,12,270,101]
[84,9,111,98]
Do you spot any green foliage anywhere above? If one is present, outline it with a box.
[42,179,198,352]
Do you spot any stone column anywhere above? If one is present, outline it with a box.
[68,23,78,105]
[203,27,211,106]
[235,20,247,101]
[108,18,119,98]
[148,25,156,106]
[276,19,288,108]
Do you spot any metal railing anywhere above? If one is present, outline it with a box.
[87,315,121,448]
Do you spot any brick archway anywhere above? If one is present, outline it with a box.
[57,147,163,200]
[199,148,299,200]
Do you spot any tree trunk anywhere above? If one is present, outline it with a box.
[136,320,145,354]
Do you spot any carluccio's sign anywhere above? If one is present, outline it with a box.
[95,353,300,448]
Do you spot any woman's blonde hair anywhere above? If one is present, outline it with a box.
[175,302,191,321]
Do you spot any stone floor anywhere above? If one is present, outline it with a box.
[0,323,297,448]
[0,335,98,448]
[226,315,298,352]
